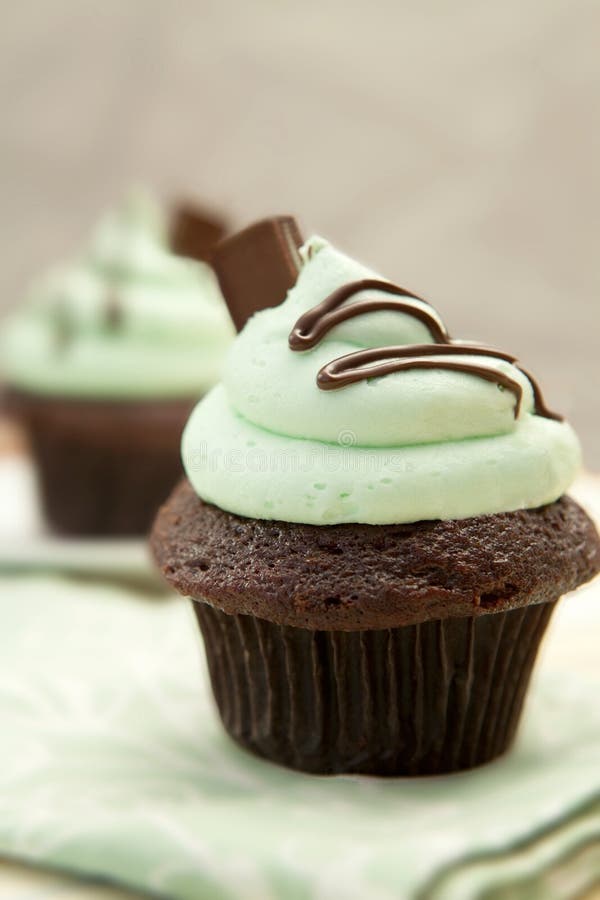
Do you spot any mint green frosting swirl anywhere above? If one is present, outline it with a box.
[182,237,580,525]
[1,190,234,399]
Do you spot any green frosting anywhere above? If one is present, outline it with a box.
[182,237,581,525]
[0,190,234,399]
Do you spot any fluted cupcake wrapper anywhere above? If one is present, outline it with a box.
[193,600,557,776]
[7,390,192,535]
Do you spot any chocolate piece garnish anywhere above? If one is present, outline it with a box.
[213,216,304,331]
[317,343,524,417]
[169,203,227,264]
[289,279,450,350]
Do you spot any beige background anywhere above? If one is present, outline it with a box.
[1,0,599,463]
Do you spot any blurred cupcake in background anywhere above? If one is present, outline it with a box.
[1,189,234,535]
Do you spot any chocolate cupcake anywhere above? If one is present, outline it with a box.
[1,190,233,535]
[151,217,600,775]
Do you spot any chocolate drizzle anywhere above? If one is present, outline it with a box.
[289,281,561,421]
[513,365,562,422]
[289,279,450,350]
[318,343,525,417]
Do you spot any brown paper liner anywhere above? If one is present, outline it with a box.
[9,390,193,536]
[193,600,556,776]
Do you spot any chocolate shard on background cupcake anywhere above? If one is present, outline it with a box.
[0,188,234,535]
[151,217,600,775]
[169,202,227,264]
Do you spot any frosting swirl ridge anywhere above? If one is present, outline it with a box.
[182,237,581,525]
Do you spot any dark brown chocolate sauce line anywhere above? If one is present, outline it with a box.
[289,279,450,350]
[288,280,562,422]
[321,342,518,365]
[513,366,563,421]
[318,348,524,417]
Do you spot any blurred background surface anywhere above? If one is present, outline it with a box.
[1,6,600,897]
[1,0,599,463]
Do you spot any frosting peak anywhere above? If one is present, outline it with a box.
[181,236,580,525]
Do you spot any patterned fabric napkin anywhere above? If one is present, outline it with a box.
[0,574,598,900]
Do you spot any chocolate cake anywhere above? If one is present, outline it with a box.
[152,482,599,631]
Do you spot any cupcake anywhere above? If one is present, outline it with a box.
[151,217,600,775]
[1,191,234,535]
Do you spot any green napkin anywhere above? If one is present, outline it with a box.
[0,574,598,899]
